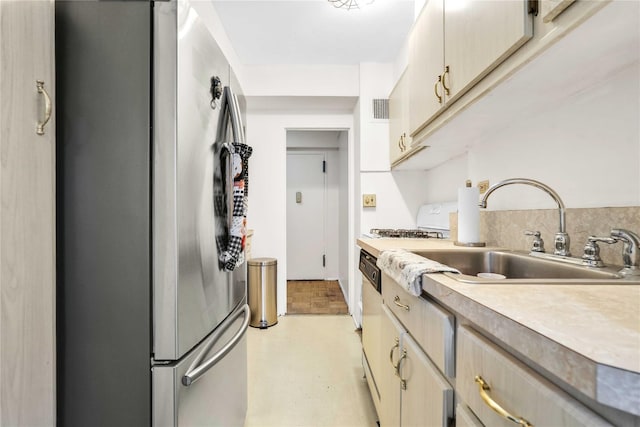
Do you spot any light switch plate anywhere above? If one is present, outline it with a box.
[363,194,376,207]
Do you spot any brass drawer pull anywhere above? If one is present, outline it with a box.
[389,337,400,371]
[399,349,407,390]
[36,80,52,135]
[393,295,410,311]
[475,376,533,426]
[442,65,451,95]
[398,135,405,152]
[434,75,443,104]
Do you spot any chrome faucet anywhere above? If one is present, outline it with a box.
[582,229,640,277]
[479,178,571,257]
[611,229,640,277]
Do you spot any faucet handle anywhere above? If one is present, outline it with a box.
[582,236,617,267]
[610,229,640,277]
[524,230,545,253]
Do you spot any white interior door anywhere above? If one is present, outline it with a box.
[287,152,326,280]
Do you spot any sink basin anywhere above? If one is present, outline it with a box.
[411,249,638,284]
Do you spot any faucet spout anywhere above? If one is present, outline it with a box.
[479,178,570,256]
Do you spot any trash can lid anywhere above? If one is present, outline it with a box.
[248,257,277,266]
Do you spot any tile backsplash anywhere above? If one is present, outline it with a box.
[450,206,640,267]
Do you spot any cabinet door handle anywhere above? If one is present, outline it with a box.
[442,65,451,96]
[433,75,443,104]
[36,80,52,136]
[398,349,407,390]
[389,337,400,371]
[474,376,533,426]
[394,295,410,311]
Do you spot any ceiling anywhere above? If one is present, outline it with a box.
[210,0,416,65]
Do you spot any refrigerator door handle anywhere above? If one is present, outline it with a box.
[182,304,250,387]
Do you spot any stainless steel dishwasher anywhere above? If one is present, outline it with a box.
[359,249,383,416]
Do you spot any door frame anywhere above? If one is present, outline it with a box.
[283,128,353,317]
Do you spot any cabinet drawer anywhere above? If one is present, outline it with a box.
[382,273,421,335]
[382,273,455,378]
[457,326,612,427]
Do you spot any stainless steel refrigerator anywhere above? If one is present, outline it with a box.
[56,1,250,425]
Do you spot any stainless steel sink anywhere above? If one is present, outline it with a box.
[412,249,639,284]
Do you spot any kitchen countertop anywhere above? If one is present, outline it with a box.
[357,237,640,416]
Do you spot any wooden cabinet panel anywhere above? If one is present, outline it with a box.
[408,0,444,135]
[382,274,455,379]
[380,304,404,427]
[457,326,612,427]
[456,404,484,427]
[389,71,411,164]
[400,333,453,427]
[407,0,533,137]
[412,295,455,379]
[382,273,420,336]
[0,0,56,425]
[444,0,533,104]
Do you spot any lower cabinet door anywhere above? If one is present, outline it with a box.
[400,333,454,427]
[380,304,404,427]
[456,403,484,427]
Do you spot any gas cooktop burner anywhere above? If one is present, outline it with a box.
[369,228,444,239]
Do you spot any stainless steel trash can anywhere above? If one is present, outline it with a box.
[247,258,277,328]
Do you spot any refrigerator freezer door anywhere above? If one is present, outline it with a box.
[153,0,246,361]
[153,304,249,427]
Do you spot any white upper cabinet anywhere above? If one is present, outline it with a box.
[408,0,444,136]
[408,0,533,137]
[444,0,533,103]
[389,70,419,165]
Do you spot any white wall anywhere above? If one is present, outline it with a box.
[242,64,360,97]
[357,62,431,235]
[360,171,433,232]
[338,131,350,301]
[287,130,341,149]
[423,61,640,210]
[190,0,245,83]
[246,114,354,315]
[359,62,394,172]
[352,63,431,325]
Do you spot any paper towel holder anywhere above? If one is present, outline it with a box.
[455,180,486,247]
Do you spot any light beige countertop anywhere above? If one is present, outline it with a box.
[357,237,640,416]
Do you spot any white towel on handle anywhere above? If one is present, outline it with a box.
[376,249,461,296]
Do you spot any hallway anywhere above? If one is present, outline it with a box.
[244,315,377,427]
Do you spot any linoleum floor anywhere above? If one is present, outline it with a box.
[244,315,378,427]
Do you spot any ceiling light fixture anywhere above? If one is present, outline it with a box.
[328,0,374,10]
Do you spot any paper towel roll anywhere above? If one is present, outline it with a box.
[458,186,480,243]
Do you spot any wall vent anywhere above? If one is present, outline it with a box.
[372,99,389,120]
